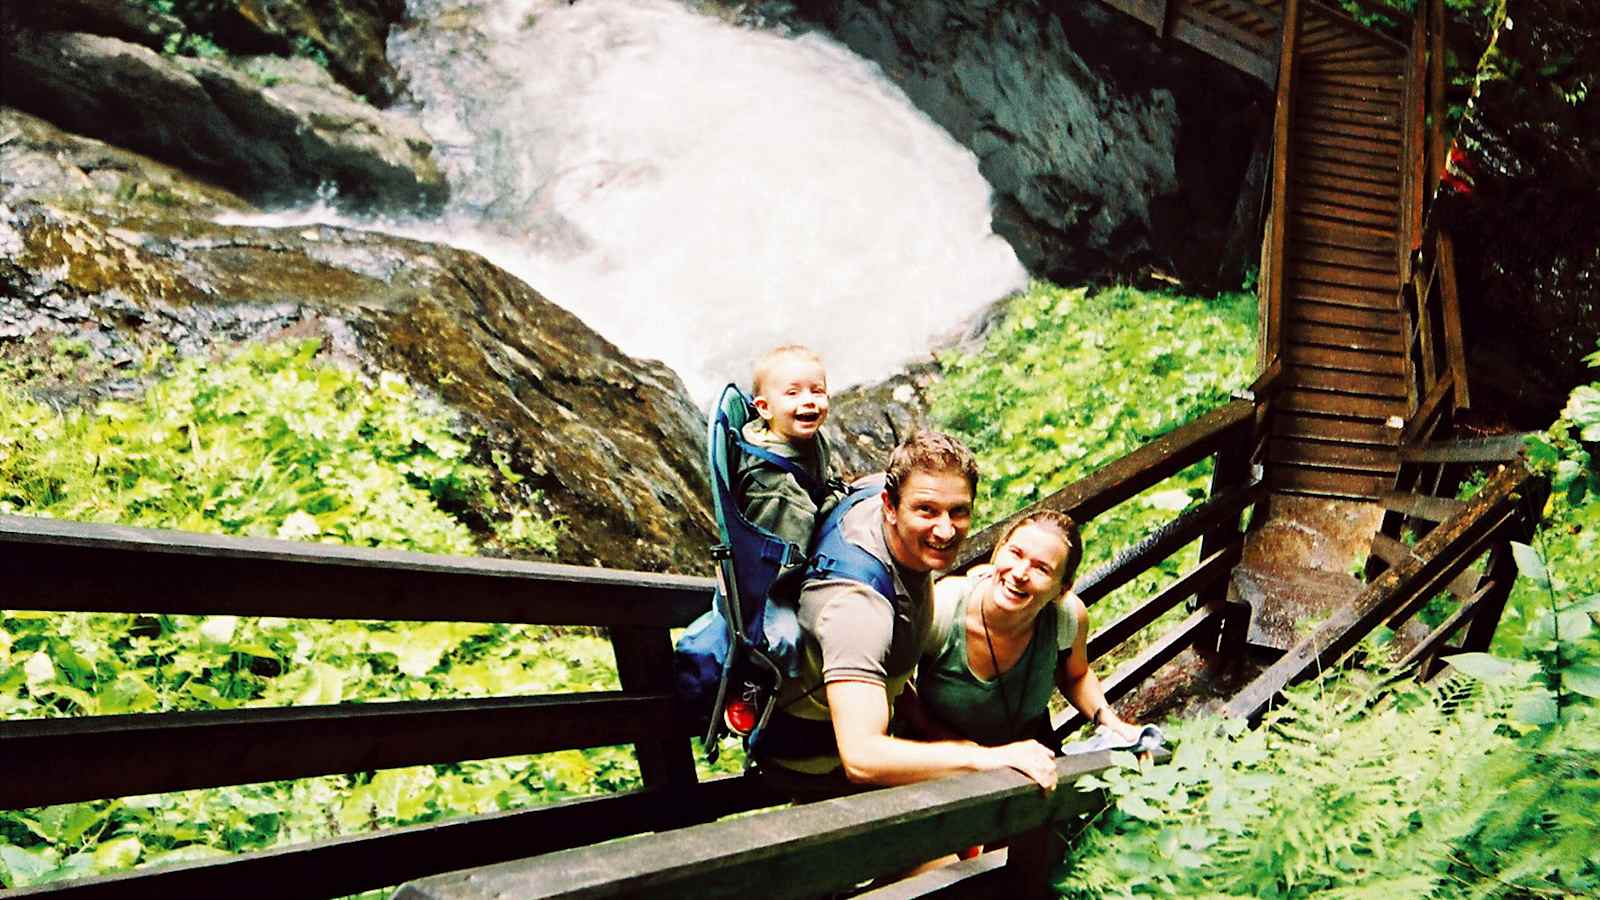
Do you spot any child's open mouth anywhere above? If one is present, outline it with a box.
[794,411,821,424]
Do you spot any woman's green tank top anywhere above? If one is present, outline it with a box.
[916,573,1077,746]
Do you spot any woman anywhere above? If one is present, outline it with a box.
[915,510,1142,748]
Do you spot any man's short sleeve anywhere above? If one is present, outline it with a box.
[802,581,896,685]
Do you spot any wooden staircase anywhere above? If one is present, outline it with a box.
[1271,9,1409,501]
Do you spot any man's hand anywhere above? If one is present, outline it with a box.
[984,740,1057,791]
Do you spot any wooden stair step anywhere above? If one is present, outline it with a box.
[1284,364,1407,398]
[1280,388,1408,420]
[1272,413,1401,446]
[1270,438,1398,473]
[1297,102,1401,130]
[1268,465,1389,500]
[1289,299,1402,332]
[1288,320,1406,353]
[1290,276,1397,310]
[1293,133,1400,162]
[1368,533,1486,600]
[1293,217,1397,253]
[1300,71,1405,93]
[1290,261,1400,291]
[1291,240,1399,273]
[1293,184,1401,216]
[1376,490,1467,522]
[1295,168,1403,202]
[1297,119,1403,146]
[1299,80,1403,107]
[1295,144,1401,178]
[1293,200,1399,229]
[1308,41,1403,64]
[1285,343,1405,375]
[1300,30,1377,54]
[1308,56,1407,76]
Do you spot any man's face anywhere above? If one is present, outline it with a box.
[882,469,973,573]
[754,355,829,442]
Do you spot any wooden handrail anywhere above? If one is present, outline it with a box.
[0,692,676,810]
[0,514,713,627]
[1260,0,1302,367]
[953,400,1255,572]
[395,752,1123,900]
[1225,462,1542,720]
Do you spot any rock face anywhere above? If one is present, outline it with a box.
[773,0,1270,290]
[1445,0,1600,426]
[175,0,408,105]
[0,30,445,212]
[0,133,715,573]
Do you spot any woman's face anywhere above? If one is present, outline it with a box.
[990,523,1069,615]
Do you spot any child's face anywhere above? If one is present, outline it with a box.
[754,356,829,442]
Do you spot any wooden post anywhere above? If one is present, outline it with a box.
[1261,0,1300,367]
[1195,422,1255,668]
[1436,229,1471,410]
[1428,0,1447,195]
[1404,10,1427,267]
[1460,478,1550,652]
[611,627,699,811]
[1002,825,1059,899]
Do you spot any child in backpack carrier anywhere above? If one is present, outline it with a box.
[736,344,836,549]
[723,344,838,736]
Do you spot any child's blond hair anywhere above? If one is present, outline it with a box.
[751,344,825,397]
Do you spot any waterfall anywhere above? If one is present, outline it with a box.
[260,0,1029,398]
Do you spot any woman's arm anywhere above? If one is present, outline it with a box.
[1055,595,1142,742]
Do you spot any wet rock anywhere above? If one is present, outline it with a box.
[0,107,253,213]
[173,0,407,105]
[3,0,185,51]
[0,31,445,212]
[750,0,1269,290]
[0,199,716,573]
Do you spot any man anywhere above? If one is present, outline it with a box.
[756,430,1058,800]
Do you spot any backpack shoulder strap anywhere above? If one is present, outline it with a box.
[733,435,835,509]
[804,479,896,602]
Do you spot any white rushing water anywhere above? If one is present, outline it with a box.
[239,0,1027,398]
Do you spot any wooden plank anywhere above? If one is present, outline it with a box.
[954,401,1255,573]
[1054,609,1219,737]
[1428,0,1446,194]
[1399,434,1529,464]
[1075,480,1264,606]
[1271,414,1402,448]
[1405,10,1426,257]
[1293,217,1396,252]
[1297,118,1404,146]
[0,692,675,810]
[1269,439,1398,472]
[0,514,712,626]
[1311,55,1407,76]
[1290,275,1398,309]
[396,755,1113,900]
[1309,43,1404,66]
[1285,343,1404,375]
[1376,490,1467,522]
[1436,230,1471,410]
[1177,2,1275,51]
[1294,200,1398,230]
[1086,545,1241,661]
[1285,365,1406,398]
[1226,464,1536,720]
[1289,300,1402,332]
[1280,388,1406,420]
[1294,183,1401,216]
[1268,466,1388,499]
[1395,581,1495,673]
[1293,145,1399,179]
[1368,532,1413,568]
[1293,258,1401,290]
[1295,168,1404,201]
[1098,0,1168,30]
[1299,80,1403,107]
[853,852,1008,900]
[1399,372,1454,444]
[9,777,786,900]
[1170,11,1278,83]
[1287,320,1405,352]
[1295,128,1402,158]
[1300,70,1406,92]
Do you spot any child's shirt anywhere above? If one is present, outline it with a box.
[736,418,835,550]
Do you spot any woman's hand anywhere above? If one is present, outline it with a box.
[983,739,1058,791]
[1097,709,1144,745]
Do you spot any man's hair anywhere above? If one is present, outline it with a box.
[884,430,978,503]
[751,344,825,397]
[990,509,1083,588]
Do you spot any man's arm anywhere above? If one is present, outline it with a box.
[827,680,1058,789]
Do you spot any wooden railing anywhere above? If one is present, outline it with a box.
[2,387,1271,898]
[0,517,789,899]
[1226,457,1547,718]
[1258,0,1302,373]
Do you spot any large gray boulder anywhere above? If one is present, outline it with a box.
[766,0,1270,289]
[0,132,714,573]
[0,31,445,212]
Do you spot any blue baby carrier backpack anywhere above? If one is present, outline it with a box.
[674,385,888,764]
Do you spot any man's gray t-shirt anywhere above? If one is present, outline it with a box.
[767,496,933,774]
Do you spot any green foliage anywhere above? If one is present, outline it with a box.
[1057,347,1600,898]
[0,340,579,887]
[929,282,1255,659]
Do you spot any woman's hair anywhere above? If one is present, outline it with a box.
[884,430,978,503]
[990,509,1083,589]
